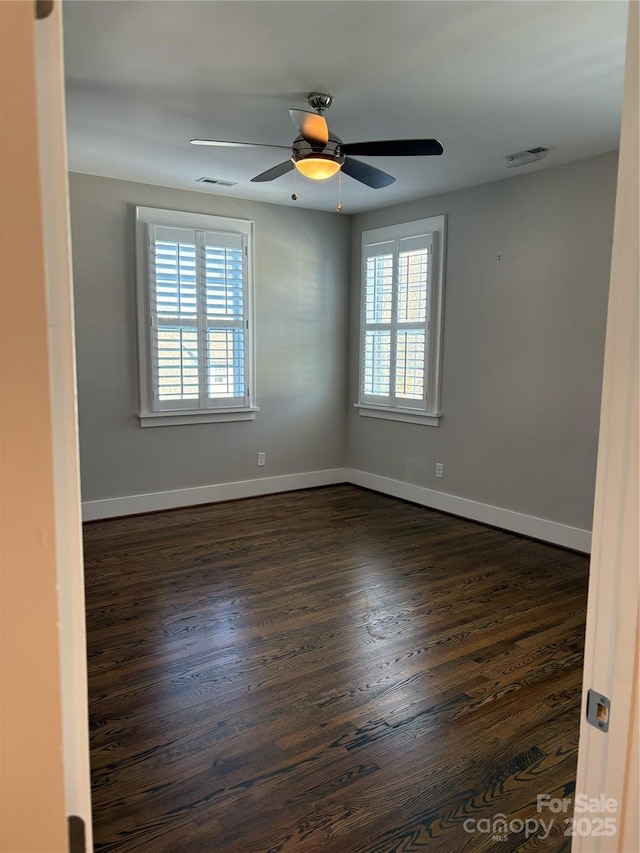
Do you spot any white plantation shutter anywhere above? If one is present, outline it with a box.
[138,210,254,422]
[396,236,430,402]
[149,226,199,408]
[363,243,393,398]
[361,233,433,410]
[204,232,246,402]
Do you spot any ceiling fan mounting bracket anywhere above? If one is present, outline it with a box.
[307,92,333,114]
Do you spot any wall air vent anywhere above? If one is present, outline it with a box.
[196,177,238,187]
[506,146,552,168]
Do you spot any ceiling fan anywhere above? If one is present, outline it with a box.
[190,92,443,189]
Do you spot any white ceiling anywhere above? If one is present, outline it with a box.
[63,0,628,214]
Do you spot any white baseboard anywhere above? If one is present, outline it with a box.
[347,468,591,553]
[83,465,591,553]
[82,468,348,521]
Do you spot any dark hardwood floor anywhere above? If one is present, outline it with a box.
[83,485,589,852]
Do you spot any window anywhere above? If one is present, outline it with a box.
[135,206,256,426]
[356,215,446,426]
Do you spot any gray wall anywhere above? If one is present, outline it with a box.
[71,153,617,531]
[348,153,618,530]
[69,173,350,502]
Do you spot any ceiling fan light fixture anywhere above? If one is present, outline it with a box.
[294,157,341,181]
[191,93,443,191]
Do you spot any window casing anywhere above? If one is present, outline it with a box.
[357,216,446,426]
[135,207,257,426]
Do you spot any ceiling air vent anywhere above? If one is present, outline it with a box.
[196,177,238,187]
[506,146,551,168]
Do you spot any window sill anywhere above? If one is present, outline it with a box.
[138,407,259,427]
[355,404,441,427]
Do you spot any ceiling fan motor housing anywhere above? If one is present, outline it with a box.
[291,134,345,169]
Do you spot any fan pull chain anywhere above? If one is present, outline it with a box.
[336,170,343,213]
[291,169,298,202]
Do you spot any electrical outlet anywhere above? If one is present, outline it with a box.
[435,462,444,478]
[257,452,266,467]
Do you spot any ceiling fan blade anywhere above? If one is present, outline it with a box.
[289,110,329,146]
[342,157,395,189]
[190,139,289,150]
[251,160,294,183]
[341,139,444,157]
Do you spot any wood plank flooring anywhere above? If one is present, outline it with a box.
[83,485,589,852]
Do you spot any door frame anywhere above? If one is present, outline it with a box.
[573,3,638,851]
[35,2,93,847]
